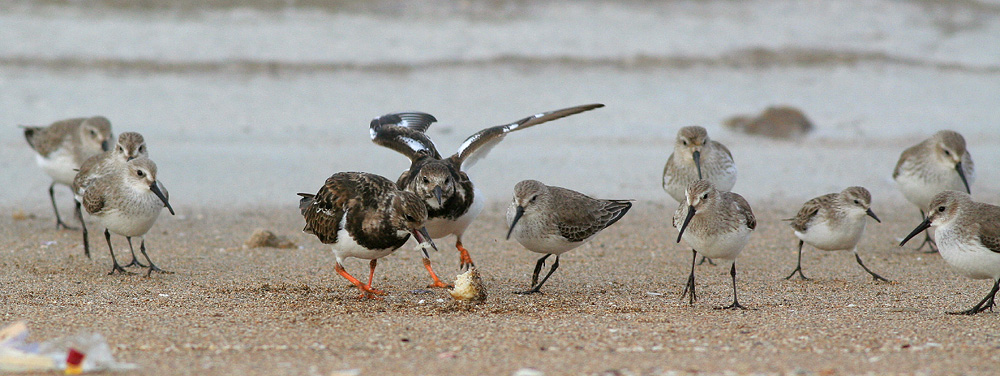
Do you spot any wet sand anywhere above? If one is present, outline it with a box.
[3,200,1000,375]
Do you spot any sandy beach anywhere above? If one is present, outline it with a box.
[4,0,1000,374]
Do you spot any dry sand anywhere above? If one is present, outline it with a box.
[3,200,1000,375]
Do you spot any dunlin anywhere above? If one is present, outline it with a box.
[662,126,736,265]
[785,187,888,281]
[370,103,604,287]
[78,157,174,276]
[73,132,148,260]
[22,116,113,229]
[894,130,974,252]
[298,172,437,299]
[505,180,632,294]
[900,190,1000,315]
[674,180,755,309]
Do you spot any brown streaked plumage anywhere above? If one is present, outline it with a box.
[298,172,436,299]
[370,103,604,288]
[784,186,887,281]
[893,130,975,252]
[673,180,755,309]
[505,179,632,294]
[22,116,113,229]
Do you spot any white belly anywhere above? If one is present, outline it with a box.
[795,220,865,251]
[425,188,484,239]
[937,226,1000,280]
[95,207,162,237]
[36,151,78,186]
[331,220,398,263]
[681,226,751,260]
[511,230,581,255]
[895,169,968,210]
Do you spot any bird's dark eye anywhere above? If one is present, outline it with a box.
[117,146,124,153]
[938,206,945,212]
[405,215,415,222]
[853,199,860,205]
[682,140,688,146]
[136,170,145,177]
[422,177,430,184]
[529,195,537,203]
[702,193,708,199]
[139,146,146,153]
[944,150,951,156]
[90,130,97,137]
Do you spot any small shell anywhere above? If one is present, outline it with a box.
[449,267,487,303]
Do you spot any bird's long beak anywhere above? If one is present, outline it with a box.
[676,206,696,243]
[412,227,437,258]
[433,186,444,207]
[101,139,111,152]
[899,218,932,246]
[692,150,703,180]
[866,208,881,223]
[506,205,525,240]
[956,162,971,194]
[149,182,175,215]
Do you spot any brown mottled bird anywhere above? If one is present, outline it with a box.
[298,172,436,299]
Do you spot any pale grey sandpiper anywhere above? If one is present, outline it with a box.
[78,156,174,276]
[369,103,604,288]
[674,180,755,309]
[785,186,888,281]
[504,179,632,294]
[894,130,974,252]
[73,132,148,261]
[662,126,737,265]
[298,172,436,299]
[900,190,1000,315]
[22,116,113,229]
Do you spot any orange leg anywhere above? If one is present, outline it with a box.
[456,238,475,270]
[335,262,382,299]
[423,258,453,288]
[363,259,386,295]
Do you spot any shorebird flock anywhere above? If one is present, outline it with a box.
[21,107,999,315]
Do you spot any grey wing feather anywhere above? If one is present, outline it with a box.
[558,198,632,242]
[370,112,441,161]
[788,194,834,232]
[453,103,604,170]
[976,204,1000,253]
[726,192,756,230]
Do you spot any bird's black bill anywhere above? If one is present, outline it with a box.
[101,139,112,152]
[693,150,703,180]
[956,162,971,194]
[899,218,932,246]
[434,186,444,207]
[866,208,881,223]
[149,182,175,215]
[412,227,438,258]
[677,206,696,243]
[506,206,525,240]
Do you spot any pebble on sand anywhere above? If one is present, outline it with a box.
[244,229,296,249]
[724,106,813,139]
[449,267,487,303]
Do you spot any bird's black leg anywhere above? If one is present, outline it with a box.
[681,250,697,305]
[76,201,90,259]
[718,262,746,310]
[123,237,148,268]
[949,278,999,315]
[915,209,938,253]
[530,254,551,287]
[49,183,77,230]
[855,252,889,282]
[784,240,809,280]
[697,256,716,266]
[105,229,130,275]
[139,239,172,277]
[518,255,560,295]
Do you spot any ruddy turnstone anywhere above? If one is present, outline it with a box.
[22,116,113,229]
[901,190,1000,315]
[785,186,888,281]
[894,130,974,252]
[299,172,436,299]
[674,180,755,309]
[370,103,604,287]
[505,180,631,294]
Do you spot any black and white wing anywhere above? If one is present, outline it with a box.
[452,103,604,170]
[370,112,442,161]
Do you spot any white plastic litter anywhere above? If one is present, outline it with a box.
[0,321,137,373]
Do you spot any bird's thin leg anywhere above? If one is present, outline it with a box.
[785,240,810,280]
[123,237,148,268]
[104,229,130,275]
[363,259,386,295]
[697,256,716,266]
[718,262,746,310]
[854,251,889,282]
[949,278,1000,315]
[518,255,559,295]
[530,254,552,287]
[681,250,697,305]
[456,238,475,270]
[50,183,76,230]
[335,262,381,299]
[915,209,938,253]
[139,239,171,277]
[76,202,90,259]
[421,258,452,289]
